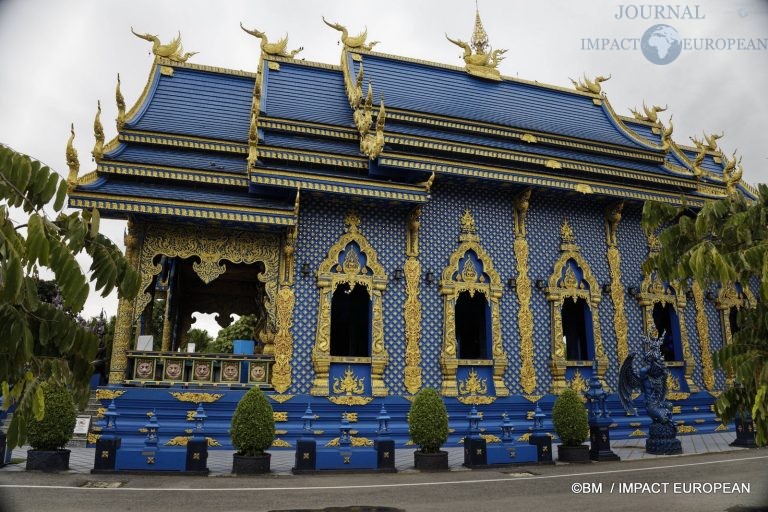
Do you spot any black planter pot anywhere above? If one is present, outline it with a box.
[414,450,449,471]
[232,452,271,474]
[557,444,591,463]
[26,449,71,472]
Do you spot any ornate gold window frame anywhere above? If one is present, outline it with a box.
[311,212,388,396]
[440,210,508,397]
[715,282,755,345]
[637,235,697,391]
[546,219,607,394]
[132,223,281,339]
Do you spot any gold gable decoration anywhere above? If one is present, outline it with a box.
[445,8,507,81]
[312,212,388,397]
[322,18,379,51]
[440,210,508,397]
[240,23,303,58]
[546,218,607,394]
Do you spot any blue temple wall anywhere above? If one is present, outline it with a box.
[288,180,720,396]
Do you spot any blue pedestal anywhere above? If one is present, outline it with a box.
[315,447,379,470]
[233,340,255,384]
[486,443,538,465]
[115,448,187,472]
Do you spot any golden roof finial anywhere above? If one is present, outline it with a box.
[130,27,197,62]
[661,115,674,151]
[92,100,104,162]
[446,3,506,81]
[66,123,79,191]
[471,3,489,55]
[240,23,303,58]
[723,150,743,195]
[115,73,126,131]
[322,17,379,51]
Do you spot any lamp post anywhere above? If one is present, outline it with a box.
[583,361,620,461]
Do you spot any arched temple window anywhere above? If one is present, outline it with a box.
[312,212,388,396]
[636,234,696,391]
[562,296,592,361]
[440,210,508,397]
[652,301,681,362]
[716,282,755,345]
[330,282,371,357]
[455,290,490,359]
[546,221,606,394]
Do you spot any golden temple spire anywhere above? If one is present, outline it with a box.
[446,4,506,81]
[66,123,79,192]
[116,73,126,131]
[471,3,489,55]
[92,100,104,162]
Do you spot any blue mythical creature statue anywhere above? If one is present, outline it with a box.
[618,332,682,454]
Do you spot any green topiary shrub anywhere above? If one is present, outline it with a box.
[551,388,589,447]
[27,383,77,451]
[408,388,449,453]
[230,386,275,456]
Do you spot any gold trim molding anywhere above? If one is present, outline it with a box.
[403,207,423,395]
[311,212,389,396]
[604,202,629,366]
[440,210,508,397]
[513,189,536,394]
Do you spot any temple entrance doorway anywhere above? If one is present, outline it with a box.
[455,291,489,359]
[652,302,680,362]
[330,283,371,357]
[561,297,591,361]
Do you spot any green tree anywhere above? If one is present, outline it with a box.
[643,186,768,446]
[184,328,213,353]
[212,314,259,353]
[0,145,140,448]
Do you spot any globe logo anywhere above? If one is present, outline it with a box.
[641,24,682,65]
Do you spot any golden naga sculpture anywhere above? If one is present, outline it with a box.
[322,17,379,50]
[92,100,104,161]
[604,200,624,247]
[240,23,303,58]
[690,131,723,152]
[130,27,197,62]
[115,74,126,131]
[691,147,705,178]
[360,98,386,159]
[66,123,79,192]
[629,101,667,123]
[570,73,611,94]
[446,8,507,81]
[722,151,743,195]
[661,116,674,151]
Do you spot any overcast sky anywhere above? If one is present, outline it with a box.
[0,0,766,337]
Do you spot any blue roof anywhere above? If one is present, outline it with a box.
[127,66,254,142]
[622,119,662,146]
[385,121,677,177]
[108,143,247,174]
[681,148,724,175]
[352,52,652,150]
[78,176,289,210]
[263,61,352,127]
[262,131,360,156]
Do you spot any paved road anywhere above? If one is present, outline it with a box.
[0,450,766,512]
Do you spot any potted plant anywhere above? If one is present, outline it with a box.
[552,388,590,463]
[26,383,77,472]
[230,386,275,474]
[408,388,450,470]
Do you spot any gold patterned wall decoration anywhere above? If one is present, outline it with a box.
[133,223,281,345]
[604,202,629,366]
[272,226,297,393]
[636,235,697,392]
[690,281,715,391]
[403,207,423,395]
[109,219,141,384]
[513,188,536,394]
[439,209,508,397]
[545,218,607,394]
[311,212,389,396]
[169,392,223,403]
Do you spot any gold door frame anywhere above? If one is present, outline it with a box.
[440,210,508,397]
[311,212,389,396]
[546,219,606,394]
